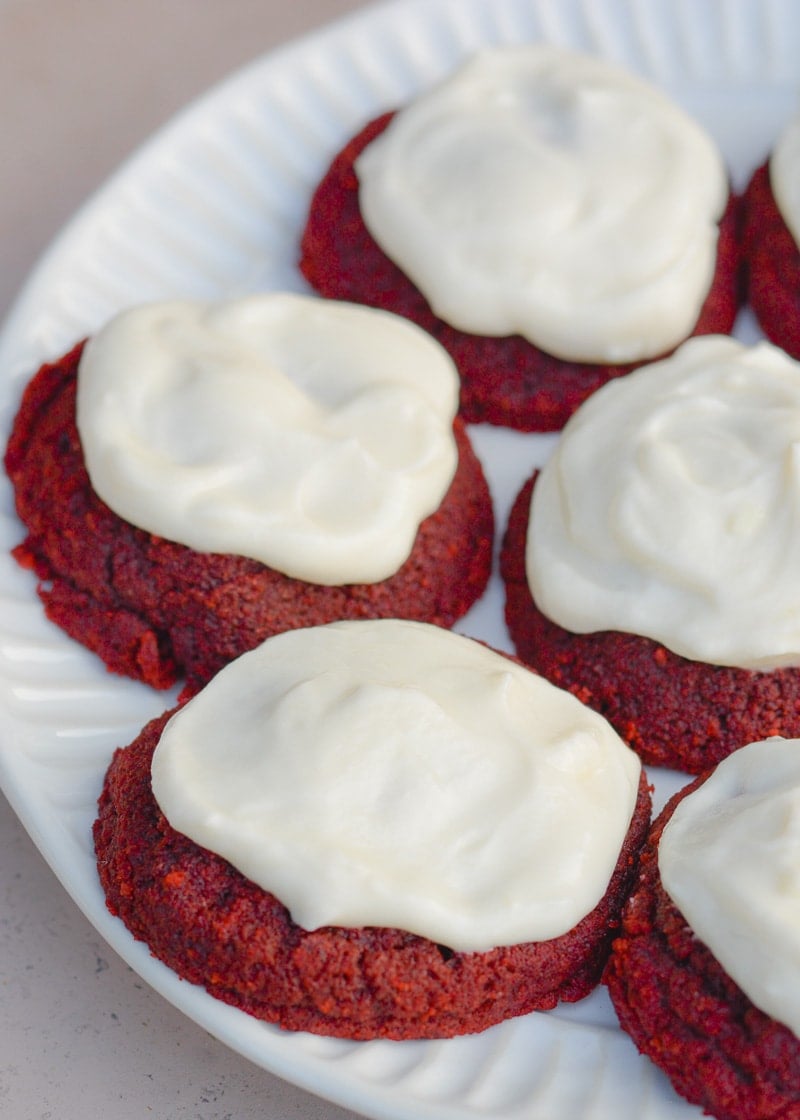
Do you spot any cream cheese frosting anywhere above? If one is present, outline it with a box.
[76,294,459,585]
[356,44,727,363]
[659,737,800,1039]
[527,335,800,670]
[150,619,641,952]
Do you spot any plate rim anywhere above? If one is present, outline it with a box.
[0,1,794,1117]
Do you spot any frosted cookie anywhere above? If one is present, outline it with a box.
[300,45,740,431]
[5,295,493,693]
[94,619,651,1040]
[606,737,800,1120]
[501,335,800,772]
[741,109,800,358]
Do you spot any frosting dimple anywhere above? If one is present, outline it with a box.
[75,294,459,585]
[659,737,800,1039]
[527,335,800,669]
[150,619,641,952]
[356,45,727,363]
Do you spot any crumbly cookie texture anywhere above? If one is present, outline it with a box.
[94,705,652,1040]
[300,112,741,432]
[5,342,493,694]
[501,474,800,773]
[605,773,800,1120]
[741,162,800,360]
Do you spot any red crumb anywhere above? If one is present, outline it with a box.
[94,705,652,1040]
[740,161,800,360]
[299,113,742,432]
[605,776,800,1120]
[4,342,493,694]
[500,474,800,774]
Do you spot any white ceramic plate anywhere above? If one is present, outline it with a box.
[0,0,796,1117]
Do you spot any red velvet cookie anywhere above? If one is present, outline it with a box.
[94,705,652,1041]
[605,774,800,1120]
[299,113,742,432]
[4,341,493,695]
[501,474,800,773]
[740,160,800,359]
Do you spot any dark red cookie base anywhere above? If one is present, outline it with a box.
[500,474,800,773]
[740,161,800,360]
[299,112,742,432]
[4,342,493,695]
[94,707,652,1041]
[605,775,800,1120]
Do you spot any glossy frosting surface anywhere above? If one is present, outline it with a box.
[152,620,641,951]
[77,295,459,584]
[357,45,727,362]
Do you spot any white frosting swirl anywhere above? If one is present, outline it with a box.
[659,737,800,1039]
[527,335,800,670]
[76,295,459,585]
[356,45,727,363]
[151,619,641,952]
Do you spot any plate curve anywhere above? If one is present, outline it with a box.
[0,2,791,1118]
